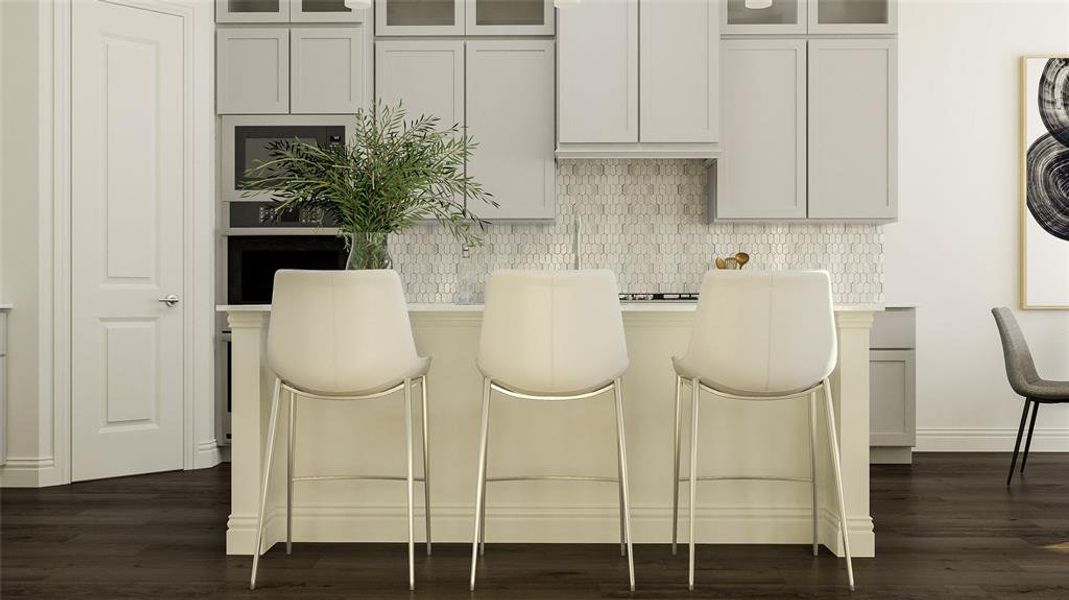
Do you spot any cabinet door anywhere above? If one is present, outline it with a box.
[290,26,370,114]
[722,0,805,34]
[291,0,368,22]
[809,0,896,34]
[640,0,719,143]
[376,0,466,36]
[870,349,916,447]
[466,0,554,36]
[216,0,289,23]
[808,38,896,219]
[216,28,289,114]
[716,39,806,220]
[375,41,465,129]
[466,41,556,220]
[558,0,638,144]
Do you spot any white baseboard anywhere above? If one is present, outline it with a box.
[194,439,223,470]
[226,505,875,559]
[916,427,1069,452]
[0,456,58,487]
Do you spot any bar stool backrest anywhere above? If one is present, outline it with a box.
[478,270,629,395]
[267,269,423,395]
[682,271,837,396]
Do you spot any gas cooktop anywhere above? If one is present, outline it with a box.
[618,292,699,303]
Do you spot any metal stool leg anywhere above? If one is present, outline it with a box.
[420,376,432,556]
[470,378,492,591]
[617,450,626,557]
[808,391,819,557]
[250,378,283,590]
[687,378,700,592]
[821,379,855,591]
[404,380,416,591]
[613,379,636,591]
[286,389,295,555]
[479,417,489,557]
[671,375,683,556]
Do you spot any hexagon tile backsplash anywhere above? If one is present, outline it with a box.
[391,160,885,306]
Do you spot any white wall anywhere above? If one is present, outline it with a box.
[0,0,50,485]
[885,0,1069,451]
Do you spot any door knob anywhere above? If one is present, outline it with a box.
[157,294,181,307]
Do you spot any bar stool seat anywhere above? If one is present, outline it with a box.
[250,269,433,592]
[670,271,855,592]
[469,270,636,592]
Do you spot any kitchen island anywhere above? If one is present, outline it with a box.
[219,303,878,558]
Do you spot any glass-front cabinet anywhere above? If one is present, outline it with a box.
[218,0,366,24]
[809,0,895,34]
[217,0,289,23]
[722,0,894,35]
[722,0,805,35]
[376,0,553,36]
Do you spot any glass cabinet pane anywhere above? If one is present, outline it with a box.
[475,0,544,26]
[815,0,889,25]
[726,0,797,26]
[386,0,457,26]
[227,0,281,13]
[299,0,352,12]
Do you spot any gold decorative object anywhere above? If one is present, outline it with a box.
[715,252,751,270]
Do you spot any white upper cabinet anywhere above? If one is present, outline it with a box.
[217,0,290,23]
[722,0,805,34]
[375,40,465,129]
[808,0,896,34]
[807,38,897,219]
[716,39,806,220]
[466,0,554,36]
[640,0,719,143]
[291,0,368,22]
[557,0,639,145]
[557,0,720,157]
[290,26,370,113]
[217,28,290,114]
[375,0,467,36]
[466,40,556,220]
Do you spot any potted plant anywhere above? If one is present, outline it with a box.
[242,101,497,269]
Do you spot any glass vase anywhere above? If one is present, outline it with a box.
[345,232,392,270]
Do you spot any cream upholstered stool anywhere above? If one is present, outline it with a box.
[469,270,636,592]
[250,270,432,591]
[670,271,854,591]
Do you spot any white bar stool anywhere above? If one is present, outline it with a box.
[469,270,636,592]
[670,271,854,591]
[250,269,432,591]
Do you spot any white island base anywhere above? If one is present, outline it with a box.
[220,303,877,559]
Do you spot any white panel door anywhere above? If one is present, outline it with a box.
[808,38,897,219]
[557,0,638,143]
[290,26,369,114]
[466,40,556,220]
[639,0,719,143]
[216,28,289,114]
[716,39,806,220]
[72,0,186,481]
[374,40,465,129]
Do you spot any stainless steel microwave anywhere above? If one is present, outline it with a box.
[221,114,349,205]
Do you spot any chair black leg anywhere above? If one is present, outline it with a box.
[1021,401,1040,474]
[1007,399,1031,485]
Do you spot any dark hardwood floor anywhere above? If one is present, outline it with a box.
[3,453,1068,599]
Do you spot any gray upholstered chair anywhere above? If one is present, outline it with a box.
[992,307,1069,484]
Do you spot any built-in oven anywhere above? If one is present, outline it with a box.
[216,235,348,447]
[221,115,349,231]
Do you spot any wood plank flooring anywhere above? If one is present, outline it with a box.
[3,453,1069,599]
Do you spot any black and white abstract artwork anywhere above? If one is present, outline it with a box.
[1023,57,1069,308]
